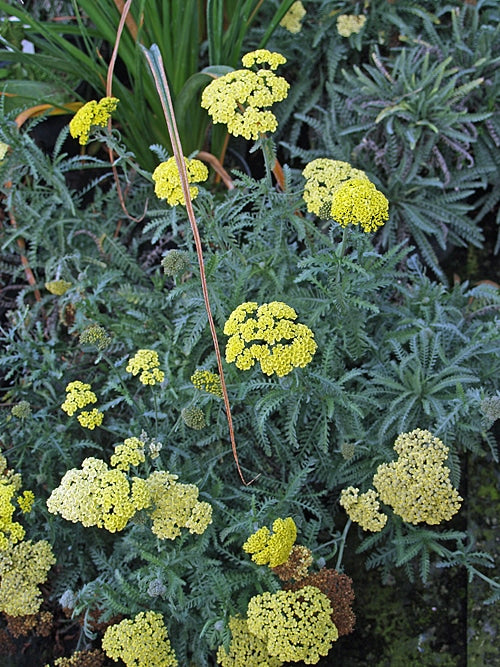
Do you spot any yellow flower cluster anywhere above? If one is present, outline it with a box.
[336,14,367,37]
[46,457,151,533]
[110,437,146,472]
[146,471,212,539]
[246,586,339,663]
[201,50,289,140]
[224,301,317,377]
[279,1,306,34]
[17,490,35,514]
[243,517,297,567]
[69,96,119,145]
[217,615,284,667]
[61,381,103,429]
[0,539,56,616]
[191,369,223,398]
[102,611,178,667]
[126,349,165,385]
[152,156,208,206]
[372,429,463,525]
[302,158,388,231]
[45,280,72,295]
[339,487,388,532]
[1,454,25,550]
[79,325,112,351]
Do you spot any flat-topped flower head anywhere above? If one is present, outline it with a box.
[102,611,178,667]
[217,615,284,667]
[246,586,339,663]
[337,14,367,37]
[243,517,297,567]
[61,381,97,417]
[110,437,146,472]
[152,156,208,206]
[201,51,289,140]
[280,1,306,34]
[190,369,223,398]
[69,97,119,145]
[224,301,317,377]
[339,487,388,532]
[372,429,463,525]
[126,349,164,385]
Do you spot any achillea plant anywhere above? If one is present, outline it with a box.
[243,517,297,567]
[69,97,119,145]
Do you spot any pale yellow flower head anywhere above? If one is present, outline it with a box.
[201,51,289,140]
[152,156,208,206]
[372,429,463,525]
[45,280,72,296]
[110,436,146,472]
[102,611,178,667]
[339,487,388,532]
[243,517,297,567]
[224,301,317,377]
[280,1,306,34]
[217,615,284,667]
[246,586,339,663]
[0,142,9,161]
[337,14,367,38]
[69,97,119,145]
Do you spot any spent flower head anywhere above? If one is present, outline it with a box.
[181,406,206,430]
[161,249,190,276]
[224,301,317,377]
[152,156,208,206]
[69,97,119,145]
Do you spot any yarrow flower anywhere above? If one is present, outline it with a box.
[46,457,151,533]
[372,429,463,525]
[279,1,306,34]
[302,158,388,231]
[10,400,31,419]
[17,490,35,514]
[181,406,207,430]
[126,349,165,385]
[201,50,289,140]
[271,544,313,582]
[69,96,119,145]
[224,301,317,377]
[45,280,72,296]
[0,539,56,616]
[336,14,367,37]
[145,471,212,539]
[110,437,146,472]
[61,381,103,429]
[339,487,388,532]
[243,517,297,567]
[0,141,8,161]
[191,369,223,398]
[77,408,104,430]
[152,156,208,206]
[216,615,284,667]
[0,454,25,550]
[102,611,178,667]
[246,586,339,663]
[161,249,190,276]
[79,325,112,351]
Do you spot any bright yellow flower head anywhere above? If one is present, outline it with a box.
[152,156,208,206]
[280,1,306,34]
[337,14,367,38]
[110,437,146,471]
[102,611,178,667]
[224,301,317,377]
[372,429,463,525]
[17,490,35,514]
[339,487,388,532]
[201,51,289,141]
[243,517,297,567]
[69,97,119,145]
[246,586,339,663]
[330,178,389,232]
[61,381,97,417]
[126,349,165,385]
[190,369,223,398]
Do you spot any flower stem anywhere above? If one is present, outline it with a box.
[335,518,352,571]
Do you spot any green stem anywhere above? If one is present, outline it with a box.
[335,518,352,571]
